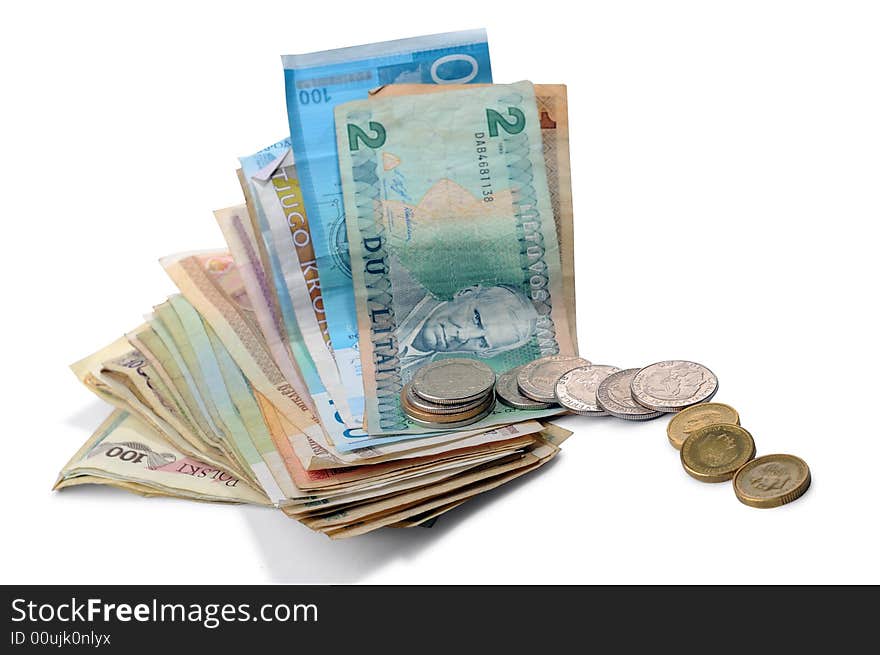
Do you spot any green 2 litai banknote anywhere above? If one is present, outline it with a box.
[336,81,576,434]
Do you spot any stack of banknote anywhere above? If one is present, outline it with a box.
[57,29,581,538]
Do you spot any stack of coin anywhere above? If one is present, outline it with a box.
[402,359,497,428]
[669,403,811,508]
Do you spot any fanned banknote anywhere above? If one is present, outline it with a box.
[282,29,494,425]
[237,142,356,427]
[336,81,575,435]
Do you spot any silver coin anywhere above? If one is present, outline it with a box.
[554,365,621,415]
[410,358,496,405]
[495,367,553,410]
[405,393,497,429]
[630,360,718,412]
[595,368,664,420]
[517,355,592,403]
[403,382,491,415]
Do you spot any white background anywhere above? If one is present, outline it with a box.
[2,1,878,584]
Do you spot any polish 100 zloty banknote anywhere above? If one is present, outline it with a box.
[54,410,270,505]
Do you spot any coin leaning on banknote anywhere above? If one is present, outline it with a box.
[403,359,497,428]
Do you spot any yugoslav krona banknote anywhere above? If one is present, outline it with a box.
[336,81,576,434]
[237,142,356,428]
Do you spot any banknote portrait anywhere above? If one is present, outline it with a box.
[390,258,539,375]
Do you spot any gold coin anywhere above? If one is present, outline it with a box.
[733,454,811,508]
[680,424,755,483]
[667,402,740,449]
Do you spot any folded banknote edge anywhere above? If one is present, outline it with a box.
[281,28,488,69]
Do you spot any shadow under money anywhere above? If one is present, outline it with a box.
[65,397,114,432]
[240,505,443,583]
[243,456,562,583]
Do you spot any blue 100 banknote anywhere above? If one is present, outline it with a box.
[282,29,493,426]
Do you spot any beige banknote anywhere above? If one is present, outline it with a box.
[55,410,269,505]
[161,250,325,440]
[321,441,561,538]
[214,204,310,410]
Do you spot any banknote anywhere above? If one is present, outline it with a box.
[336,81,575,434]
[319,438,562,538]
[284,449,516,517]
[240,144,352,416]
[148,302,246,469]
[161,251,325,442]
[214,205,308,406]
[126,324,219,455]
[70,337,237,477]
[54,410,270,505]
[238,142,355,426]
[369,83,578,350]
[245,147,356,427]
[99,347,207,456]
[387,499,468,528]
[282,30,494,424]
[164,294,288,502]
[163,250,526,455]
[215,202,348,442]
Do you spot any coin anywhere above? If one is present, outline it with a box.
[595,368,664,420]
[405,398,496,429]
[680,424,756,483]
[517,355,592,403]
[554,365,621,415]
[733,454,811,508]
[403,383,491,415]
[666,402,740,449]
[495,367,553,410]
[401,388,496,428]
[630,360,718,412]
[410,358,496,405]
